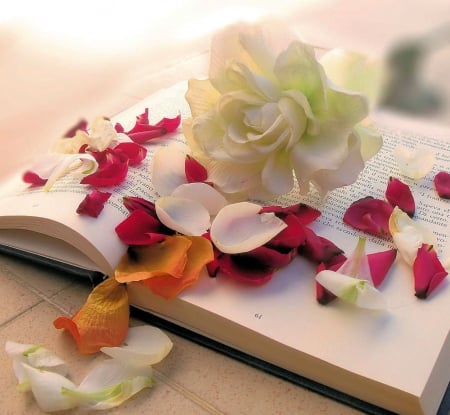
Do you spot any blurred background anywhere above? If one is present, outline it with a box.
[1,0,449,177]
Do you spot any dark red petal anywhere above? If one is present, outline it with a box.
[115,209,166,245]
[113,142,147,166]
[268,214,307,249]
[22,171,47,187]
[299,227,344,264]
[260,203,321,225]
[413,244,448,299]
[122,196,157,215]
[185,155,208,183]
[367,249,397,287]
[76,190,111,218]
[434,171,450,199]
[249,245,296,268]
[343,196,393,238]
[385,177,415,217]
[217,253,276,285]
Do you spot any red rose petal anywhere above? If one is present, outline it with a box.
[413,244,448,299]
[367,249,397,287]
[76,190,111,218]
[22,171,47,187]
[385,177,415,217]
[114,142,147,166]
[343,196,393,238]
[185,155,208,183]
[115,209,167,245]
[299,227,344,264]
[434,171,450,199]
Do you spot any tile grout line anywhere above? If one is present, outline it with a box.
[152,369,226,415]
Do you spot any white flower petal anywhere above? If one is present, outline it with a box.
[389,207,437,265]
[65,359,153,410]
[151,144,188,196]
[21,363,78,412]
[5,341,68,391]
[320,49,385,108]
[316,270,386,310]
[156,196,211,236]
[210,202,287,254]
[171,183,228,215]
[43,153,98,191]
[101,326,173,367]
[393,145,435,179]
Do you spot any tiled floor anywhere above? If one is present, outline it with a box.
[0,252,364,414]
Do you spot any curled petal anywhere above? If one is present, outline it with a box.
[140,236,214,299]
[115,236,192,282]
[76,190,111,218]
[210,202,287,254]
[267,214,307,249]
[156,196,211,236]
[343,196,393,237]
[171,183,228,215]
[20,363,78,412]
[63,359,153,410]
[81,155,128,187]
[434,171,450,199]
[315,270,387,310]
[413,244,448,299]
[101,326,173,366]
[393,145,435,179]
[389,206,436,265]
[53,278,129,354]
[22,171,47,187]
[385,177,415,217]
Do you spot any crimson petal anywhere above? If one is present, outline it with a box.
[367,249,397,287]
[115,209,167,245]
[22,171,47,187]
[267,214,307,249]
[434,171,450,199]
[385,177,415,217]
[76,190,111,218]
[343,196,393,238]
[413,244,448,299]
[185,155,208,183]
[113,142,147,166]
[81,160,129,187]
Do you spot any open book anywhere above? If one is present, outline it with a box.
[0,82,449,415]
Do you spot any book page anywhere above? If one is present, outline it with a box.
[127,102,450,415]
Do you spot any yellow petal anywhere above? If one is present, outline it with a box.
[115,236,192,282]
[53,278,129,354]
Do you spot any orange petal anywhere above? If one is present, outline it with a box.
[53,278,129,354]
[115,236,192,283]
[141,236,214,299]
